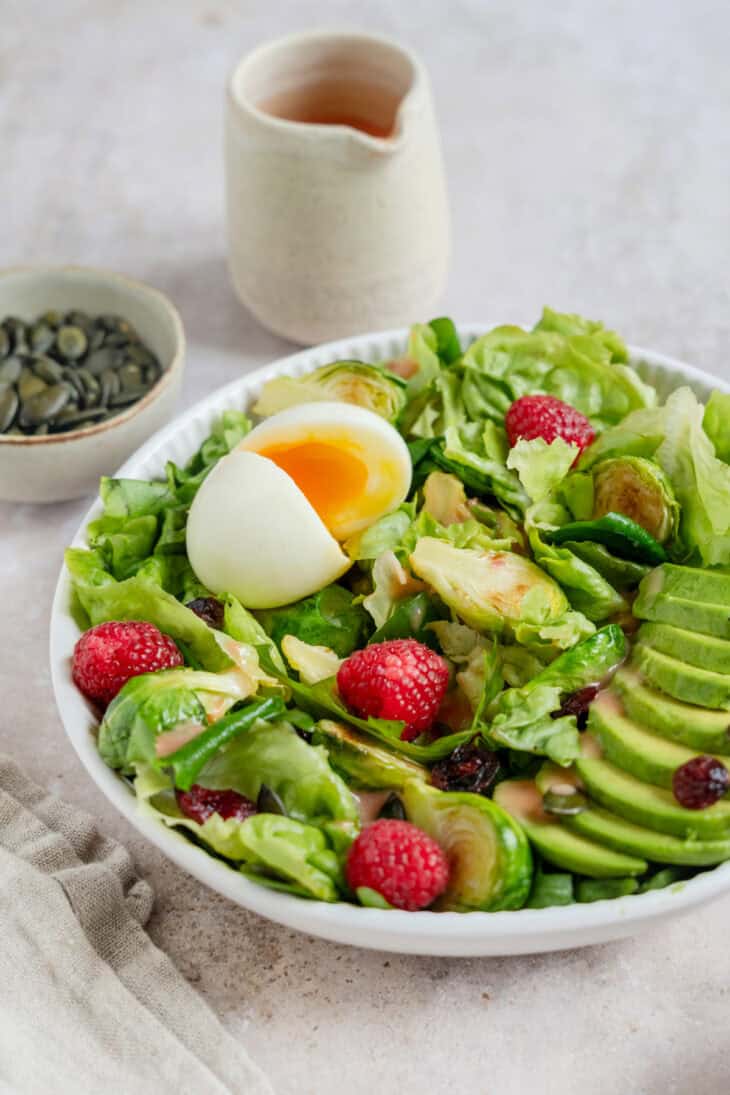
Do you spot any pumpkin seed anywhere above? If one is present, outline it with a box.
[19,382,70,427]
[30,323,55,354]
[32,356,64,384]
[51,406,107,430]
[109,386,146,407]
[103,331,131,348]
[0,356,22,384]
[88,326,106,351]
[143,360,161,386]
[4,318,27,353]
[63,368,86,402]
[99,368,118,406]
[0,306,162,437]
[18,373,47,401]
[118,362,142,390]
[84,347,118,375]
[56,325,88,360]
[65,310,92,332]
[0,387,19,432]
[126,344,154,366]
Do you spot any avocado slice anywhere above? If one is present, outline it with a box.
[493,780,647,878]
[613,669,730,754]
[402,780,533,910]
[311,720,428,790]
[575,756,730,838]
[564,803,730,866]
[588,692,700,788]
[633,591,730,639]
[639,621,730,675]
[632,643,730,710]
[635,566,730,639]
[638,563,730,605]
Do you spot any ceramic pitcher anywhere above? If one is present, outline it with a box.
[225,31,450,345]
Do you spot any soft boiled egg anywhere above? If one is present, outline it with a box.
[186,401,412,609]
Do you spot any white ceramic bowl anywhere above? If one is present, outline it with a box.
[50,325,730,956]
[0,266,185,503]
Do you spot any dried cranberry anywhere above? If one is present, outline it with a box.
[176,785,256,824]
[431,738,500,796]
[186,596,225,630]
[672,756,730,810]
[552,685,599,730]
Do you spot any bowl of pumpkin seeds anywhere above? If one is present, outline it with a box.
[0,266,184,502]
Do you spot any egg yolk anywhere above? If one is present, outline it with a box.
[256,440,368,532]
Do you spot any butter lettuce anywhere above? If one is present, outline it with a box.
[255,584,370,658]
[66,548,231,670]
[198,718,358,825]
[135,767,341,901]
[526,504,626,622]
[506,437,579,504]
[703,391,730,464]
[485,626,626,764]
[581,387,730,565]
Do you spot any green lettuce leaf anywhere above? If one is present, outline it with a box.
[86,514,159,581]
[99,476,174,518]
[506,437,579,504]
[65,548,231,670]
[485,625,625,764]
[135,767,341,901]
[703,391,730,464]
[198,718,359,824]
[255,584,370,658]
[165,409,251,504]
[581,387,730,565]
[526,505,627,621]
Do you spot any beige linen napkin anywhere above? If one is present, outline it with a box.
[0,755,273,1095]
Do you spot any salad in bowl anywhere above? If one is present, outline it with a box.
[61,308,730,918]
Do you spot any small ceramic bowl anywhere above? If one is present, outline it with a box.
[0,266,185,503]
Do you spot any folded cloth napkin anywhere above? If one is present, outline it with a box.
[0,755,273,1095]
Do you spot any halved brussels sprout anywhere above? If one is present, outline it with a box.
[253,361,407,422]
[402,780,533,911]
[592,456,679,544]
[409,537,571,637]
[312,720,429,789]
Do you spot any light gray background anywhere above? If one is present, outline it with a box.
[3,2,730,1093]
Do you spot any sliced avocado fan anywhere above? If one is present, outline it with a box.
[613,669,730,754]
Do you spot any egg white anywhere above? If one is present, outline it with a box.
[186,450,350,609]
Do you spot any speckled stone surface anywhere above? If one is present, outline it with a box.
[3,2,730,1092]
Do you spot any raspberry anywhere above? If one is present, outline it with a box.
[72,620,184,705]
[672,756,729,809]
[346,819,449,910]
[336,639,449,741]
[176,785,257,825]
[505,394,595,453]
